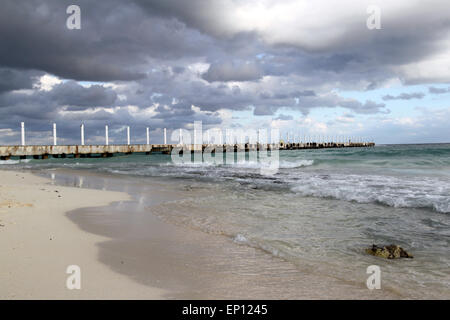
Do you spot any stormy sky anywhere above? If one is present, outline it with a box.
[0,0,449,145]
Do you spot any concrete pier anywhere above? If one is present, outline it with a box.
[0,141,374,160]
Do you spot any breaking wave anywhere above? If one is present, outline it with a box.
[291,173,450,213]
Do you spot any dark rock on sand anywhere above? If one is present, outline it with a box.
[366,244,413,259]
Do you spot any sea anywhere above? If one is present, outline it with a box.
[2,143,449,298]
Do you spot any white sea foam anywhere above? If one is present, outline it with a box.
[162,159,314,169]
[291,173,450,213]
[0,159,31,165]
[279,160,314,168]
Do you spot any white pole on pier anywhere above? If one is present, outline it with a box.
[53,123,57,146]
[164,128,167,145]
[105,125,109,145]
[193,127,197,146]
[20,122,25,146]
[127,126,130,145]
[146,127,150,145]
[80,124,85,146]
[206,130,210,144]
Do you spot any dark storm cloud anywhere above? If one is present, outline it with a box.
[0,68,42,93]
[202,61,263,82]
[132,0,235,38]
[0,1,139,81]
[51,81,117,110]
[0,0,214,82]
[0,81,117,110]
[274,114,293,121]
[428,86,450,94]
[1,0,449,86]
[135,0,450,82]
[382,92,426,101]
[291,90,316,97]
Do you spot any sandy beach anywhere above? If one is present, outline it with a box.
[0,168,406,300]
[0,170,166,299]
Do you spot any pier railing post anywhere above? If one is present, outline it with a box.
[193,127,196,147]
[80,123,85,146]
[105,125,109,145]
[127,126,130,145]
[193,121,202,154]
[164,128,167,145]
[53,123,57,146]
[146,127,150,145]
[21,122,25,146]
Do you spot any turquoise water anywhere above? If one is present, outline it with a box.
[6,143,450,213]
[3,143,450,297]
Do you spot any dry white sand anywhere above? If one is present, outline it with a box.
[0,170,166,299]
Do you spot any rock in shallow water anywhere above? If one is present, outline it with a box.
[366,244,413,259]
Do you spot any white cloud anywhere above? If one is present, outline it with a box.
[34,74,62,91]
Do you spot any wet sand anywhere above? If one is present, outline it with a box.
[46,169,399,299]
